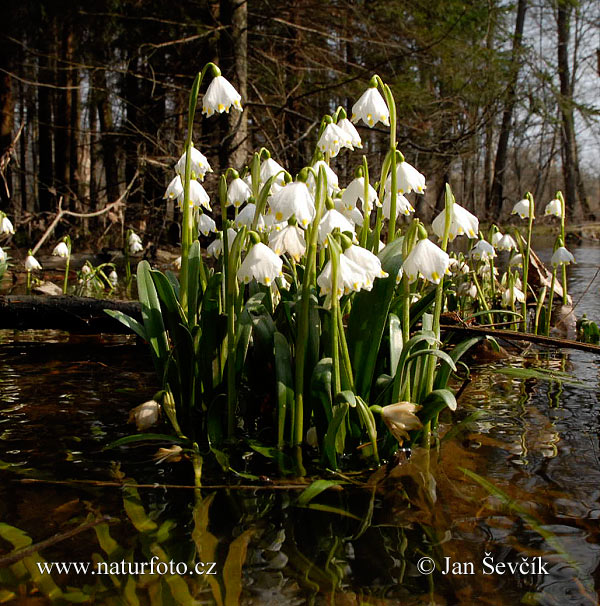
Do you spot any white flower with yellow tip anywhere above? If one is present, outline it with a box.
[164,175,184,199]
[175,146,212,181]
[512,199,533,219]
[502,286,525,306]
[129,400,160,431]
[52,241,70,258]
[545,198,562,218]
[25,254,42,272]
[317,122,352,157]
[317,254,370,298]
[227,177,252,208]
[318,209,355,245]
[197,213,217,236]
[207,228,237,258]
[381,402,423,443]
[343,245,388,283]
[382,191,414,219]
[268,225,306,261]
[308,160,339,196]
[470,239,496,261]
[0,215,15,235]
[351,87,390,127]
[202,75,242,117]
[496,234,518,251]
[458,282,478,299]
[173,256,182,269]
[268,182,315,227]
[551,246,575,266]
[391,161,426,195]
[233,203,266,231]
[337,118,362,149]
[178,180,211,211]
[334,199,364,228]
[341,177,378,212]
[431,203,479,241]
[260,158,287,187]
[237,242,283,287]
[491,231,503,247]
[0,247,6,262]
[402,238,450,284]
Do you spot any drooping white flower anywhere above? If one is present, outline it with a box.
[0,247,6,262]
[337,118,362,149]
[233,203,266,231]
[395,161,426,195]
[197,213,217,236]
[164,175,184,200]
[343,245,388,283]
[318,209,355,245]
[431,203,479,241]
[382,191,414,219]
[129,400,160,431]
[512,199,534,219]
[491,231,503,247]
[202,75,242,117]
[478,263,499,278]
[403,239,450,284]
[207,228,237,258]
[268,225,306,261]
[381,402,423,443]
[178,180,211,211]
[317,254,371,298]
[25,254,42,272]
[351,87,390,127]
[108,270,118,287]
[317,123,353,157]
[457,282,478,299]
[502,286,525,306]
[173,256,182,269]
[52,241,70,258]
[227,177,252,208]
[0,216,14,235]
[509,253,523,269]
[496,234,518,251]
[175,146,212,181]
[544,198,562,218]
[128,232,144,254]
[268,182,315,227]
[341,177,378,212]
[237,242,283,287]
[470,240,496,261]
[308,161,339,196]
[448,257,470,275]
[551,246,575,266]
[334,199,364,228]
[260,158,287,187]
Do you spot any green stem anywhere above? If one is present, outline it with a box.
[63,256,70,294]
[546,268,556,336]
[521,193,534,332]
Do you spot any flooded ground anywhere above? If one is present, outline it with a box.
[0,247,599,605]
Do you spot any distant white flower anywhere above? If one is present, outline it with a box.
[227,177,252,208]
[268,225,306,261]
[202,75,242,117]
[512,199,533,219]
[237,242,283,287]
[448,257,470,275]
[351,87,390,127]
[502,286,525,306]
[128,232,143,254]
[0,216,14,235]
[268,182,315,227]
[108,270,118,287]
[551,246,575,266]
[233,203,266,231]
[470,240,496,262]
[403,239,450,284]
[491,231,503,247]
[382,191,414,219]
[478,263,499,278]
[129,400,160,431]
[337,118,362,149]
[341,177,378,212]
[431,203,479,241]
[164,175,184,199]
[25,254,42,272]
[0,247,6,262]
[197,213,217,236]
[509,253,523,268]
[260,158,287,187]
[178,180,211,211]
[175,146,212,181]
[317,123,352,157]
[81,264,91,276]
[457,282,478,299]
[544,198,562,218]
[496,234,518,251]
[207,228,237,258]
[318,209,355,245]
[396,161,426,195]
[52,241,70,258]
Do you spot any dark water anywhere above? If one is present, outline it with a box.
[0,247,599,605]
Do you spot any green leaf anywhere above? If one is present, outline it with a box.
[104,309,147,341]
[433,337,481,390]
[187,240,202,325]
[104,433,188,450]
[274,332,294,448]
[355,396,379,463]
[491,366,590,387]
[297,480,342,506]
[322,403,349,469]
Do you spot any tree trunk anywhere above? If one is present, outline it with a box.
[487,0,527,219]
[37,52,54,213]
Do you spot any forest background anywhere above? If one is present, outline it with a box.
[0,0,598,253]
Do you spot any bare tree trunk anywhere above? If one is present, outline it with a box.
[487,0,527,219]
[38,51,54,213]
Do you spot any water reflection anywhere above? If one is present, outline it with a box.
[0,248,599,605]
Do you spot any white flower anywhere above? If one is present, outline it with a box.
[153,445,183,464]
[129,400,160,431]
[207,228,237,258]
[237,242,283,287]
[509,253,523,268]
[502,286,525,306]
[25,254,42,272]
[431,203,479,241]
[478,263,499,278]
[1,216,15,234]
[263,213,287,232]
[268,225,306,261]
[317,123,352,157]
[81,264,91,276]
[164,175,184,199]
[496,234,518,251]
[512,199,533,219]
[317,254,371,298]
[308,161,339,196]
[448,257,470,275]
[351,87,390,127]
[233,203,266,231]
[227,177,252,208]
[403,239,450,284]
[202,75,242,117]
[52,241,70,258]
[491,231,503,247]
[128,232,143,254]
[260,158,287,187]
[343,245,388,283]
[337,118,362,149]
[395,161,426,195]
[381,402,423,442]
[268,182,315,227]
[544,198,562,218]
[341,177,378,212]
[470,240,496,261]
[178,180,211,211]
[318,209,355,245]
[173,256,182,269]
[457,282,478,299]
[382,191,414,219]
[334,199,364,228]
[197,213,217,236]
[0,247,6,262]
[175,146,212,181]
[551,246,575,266]
[108,270,118,287]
